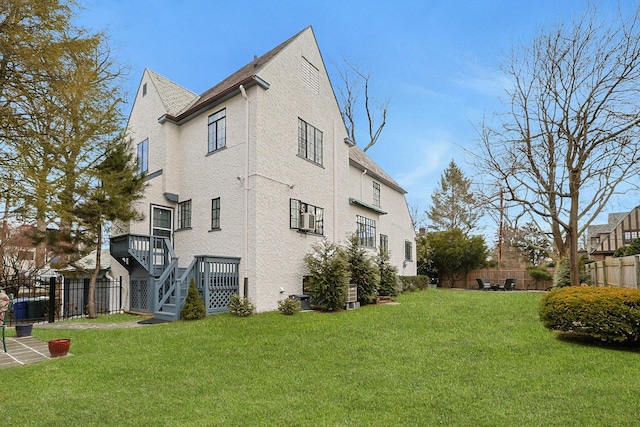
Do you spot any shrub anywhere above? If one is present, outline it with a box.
[526,265,552,287]
[539,286,640,344]
[228,294,255,317]
[376,248,401,297]
[345,234,380,304]
[304,240,350,311]
[277,297,301,315]
[181,279,206,320]
[399,276,432,292]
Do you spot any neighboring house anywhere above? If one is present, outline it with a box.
[0,224,55,280]
[110,27,416,319]
[588,207,640,260]
[58,249,113,280]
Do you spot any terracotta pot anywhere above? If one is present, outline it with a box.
[15,323,33,337]
[48,338,71,357]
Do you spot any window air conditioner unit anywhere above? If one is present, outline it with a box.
[300,212,315,232]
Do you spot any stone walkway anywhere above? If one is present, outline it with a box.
[1,320,157,368]
[0,335,67,368]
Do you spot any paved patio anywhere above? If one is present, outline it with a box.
[1,320,154,368]
[0,335,70,368]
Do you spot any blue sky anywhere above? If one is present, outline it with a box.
[74,0,636,236]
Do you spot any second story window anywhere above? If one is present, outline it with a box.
[373,182,381,207]
[137,139,148,174]
[208,109,226,153]
[177,200,192,230]
[356,215,376,248]
[298,118,323,165]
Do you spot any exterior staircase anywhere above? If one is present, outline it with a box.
[110,234,240,321]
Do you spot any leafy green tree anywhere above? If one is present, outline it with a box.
[376,248,401,297]
[426,160,478,234]
[345,234,380,304]
[304,240,350,311]
[425,229,488,287]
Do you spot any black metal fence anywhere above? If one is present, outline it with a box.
[1,276,123,326]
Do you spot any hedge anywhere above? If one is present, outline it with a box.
[539,286,640,343]
[399,276,432,292]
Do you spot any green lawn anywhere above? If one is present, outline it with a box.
[4,290,639,426]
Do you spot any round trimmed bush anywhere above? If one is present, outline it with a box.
[539,286,640,343]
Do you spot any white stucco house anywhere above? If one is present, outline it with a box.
[110,26,416,319]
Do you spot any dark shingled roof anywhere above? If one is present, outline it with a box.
[349,146,406,194]
[160,27,312,124]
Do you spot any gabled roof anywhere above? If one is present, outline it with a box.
[588,212,629,238]
[146,69,197,116]
[158,26,312,124]
[349,146,406,194]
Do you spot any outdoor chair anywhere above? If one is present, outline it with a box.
[0,290,10,352]
[504,278,516,291]
[476,278,492,290]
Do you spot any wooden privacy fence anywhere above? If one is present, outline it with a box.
[586,256,640,289]
[445,268,554,291]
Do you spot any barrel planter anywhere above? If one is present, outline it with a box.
[15,323,33,337]
[48,338,71,357]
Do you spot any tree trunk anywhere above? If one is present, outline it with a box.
[87,222,101,318]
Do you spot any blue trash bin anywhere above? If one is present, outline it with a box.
[13,297,27,320]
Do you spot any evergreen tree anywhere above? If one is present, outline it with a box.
[304,240,350,311]
[426,160,478,234]
[181,279,206,320]
[73,140,145,318]
[345,234,380,304]
[376,247,401,297]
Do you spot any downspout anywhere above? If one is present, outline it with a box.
[333,120,338,242]
[240,85,249,297]
[361,169,368,200]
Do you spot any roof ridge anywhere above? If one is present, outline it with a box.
[167,27,313,122]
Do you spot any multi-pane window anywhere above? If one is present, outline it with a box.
[356,215,376,248]
[137,139,148,174]
[624,230,639,243]
[208,109,226,153]
[177,200,192,230]
[380,234,388,253]
[373,182,381,207]
[405,240,413,261]
[298,118,323,165]
[290,199,324,235]
[152,206,172,238]
[211,198,221,230]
